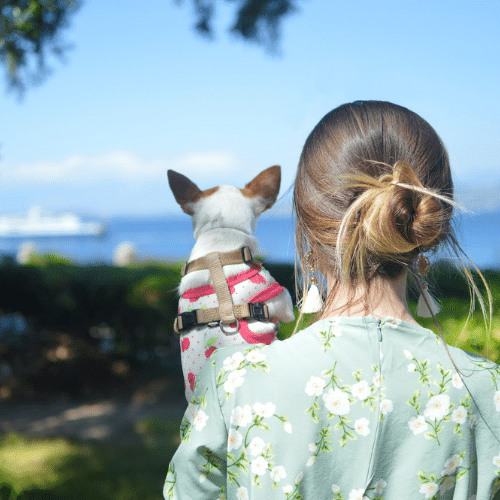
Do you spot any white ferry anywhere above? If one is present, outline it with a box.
[0,207,106,237]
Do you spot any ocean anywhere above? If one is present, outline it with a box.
[0,211,498,269]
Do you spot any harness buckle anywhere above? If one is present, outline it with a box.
[248,302,269,321]
[177,310,198,332]
[241,246,253,263]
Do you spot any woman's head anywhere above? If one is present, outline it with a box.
[294,100,454,288]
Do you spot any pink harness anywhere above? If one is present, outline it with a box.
[180,263,284,344]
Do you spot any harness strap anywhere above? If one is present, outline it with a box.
[174,302,269,334]
[181,247,253,276]
[205,252,237,327]
[175,246,260,334]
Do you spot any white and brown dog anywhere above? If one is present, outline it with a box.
[168,166,295,401]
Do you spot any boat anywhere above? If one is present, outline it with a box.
[0,207,106,237]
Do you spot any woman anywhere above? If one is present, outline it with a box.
[164,101,500,500]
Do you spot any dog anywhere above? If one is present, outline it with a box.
[168,165,295,401]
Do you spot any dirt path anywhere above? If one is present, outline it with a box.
[0,378,188,443]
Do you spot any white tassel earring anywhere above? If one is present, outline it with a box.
[416,254,441,317]
[302,251,323,313]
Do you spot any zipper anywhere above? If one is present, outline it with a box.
[377,318,382,342]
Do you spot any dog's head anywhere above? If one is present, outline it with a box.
[167,166,281,238]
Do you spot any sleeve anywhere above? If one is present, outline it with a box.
[164,358,228,500]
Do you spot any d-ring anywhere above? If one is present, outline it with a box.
[220,320,239,334]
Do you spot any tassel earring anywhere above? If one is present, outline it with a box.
[302,251,323,313]
[416,254,441,317]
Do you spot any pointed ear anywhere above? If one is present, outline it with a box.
[241,165,281,212]
[167,170,202,215]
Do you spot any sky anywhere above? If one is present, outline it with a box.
[1,0,499,217]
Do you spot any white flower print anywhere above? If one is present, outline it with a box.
[305,375,327,396]
[230,405,253,427]
[193,409,209,431]
[451,406,467,425]
[419,482,439,498]
[199,473,206,483]
[354,417,370,436]
[440,475,455,493]
[323,388,351,415]
[469,414,479,428]
[270,465,286,482]
[374,480,387,495]
[332,484,341,494]
[387,317,402,328]
[236,486,249,500]
[248,436,266,456]
[408,362,417,372]
[372,371,382,387]
[227,428,243,451]
[283,421,292,433]
[380,399,394,415]
[295,471,303,484]
[404,349,414,360]
[424,394,450,421]
[351,380,371,400]
[306,456,316,467]
[308,443,318,453]
[442,454,463,475]
[253,402,276,418]
[408,415,428,435]
[283,485,293,494]
[494,391,500,411]
[186,403,198,423]
[245,349,266,364]
[251,456,268,476]
[223,368,246,393]
[492,454,500,468]
[223,352,245,371]
[452,373,464,389]
[348,488,367,500]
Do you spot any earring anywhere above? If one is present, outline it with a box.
[302,251,323,313]
[416,254,441,317]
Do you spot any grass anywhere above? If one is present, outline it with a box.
[0,418,181,500]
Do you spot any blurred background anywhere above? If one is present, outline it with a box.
[0,0,499,498]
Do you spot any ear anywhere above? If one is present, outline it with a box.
[241,165,281,213]
[167,170,203,215]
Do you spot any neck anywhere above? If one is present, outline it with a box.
[189,227,258,261]
[321,270,419,325]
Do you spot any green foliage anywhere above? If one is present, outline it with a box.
[0,0,81,95]
[190,0,298,49]
[0,418,181,499]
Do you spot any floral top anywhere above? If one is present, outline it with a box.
[164,316,500,500]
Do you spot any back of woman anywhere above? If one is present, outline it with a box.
[165,101,500,500]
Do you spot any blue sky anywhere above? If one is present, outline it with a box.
[1,0,499,216]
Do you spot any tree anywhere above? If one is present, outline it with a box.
[0,0,81,95]
[0,0,299,97]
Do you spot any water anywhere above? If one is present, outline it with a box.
[0,212,498,269]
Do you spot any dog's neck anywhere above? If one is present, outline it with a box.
[188,227,258,262]
[179,228,259,294]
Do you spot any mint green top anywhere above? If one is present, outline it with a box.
[164,316,500,500]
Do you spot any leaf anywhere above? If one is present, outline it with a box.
[205,337,217,347]
[417,470,428,481]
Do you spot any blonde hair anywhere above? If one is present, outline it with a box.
[293,101,491,334]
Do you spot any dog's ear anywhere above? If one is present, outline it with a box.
[167,170,203,215]
[241,165,281,213]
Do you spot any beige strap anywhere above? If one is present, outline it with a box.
[205,252,237,326]
[181,247,253,276]
[174,303,269,334]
